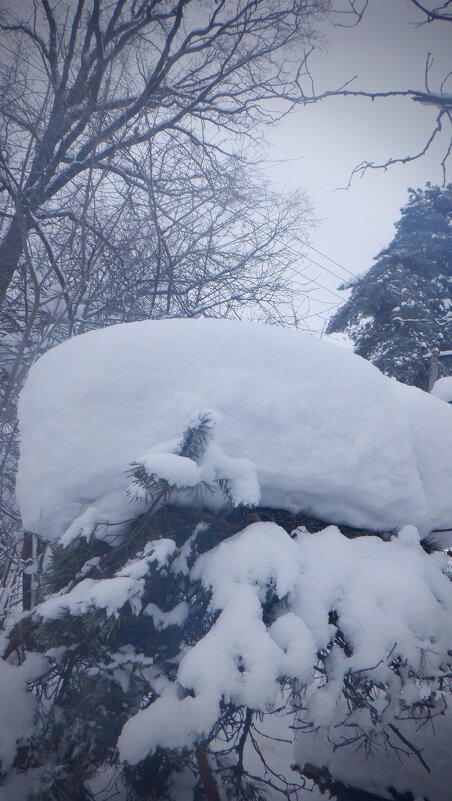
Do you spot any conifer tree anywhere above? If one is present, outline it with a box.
[2,412,452,801]
[0,416,303,801]
[327,184,452,388]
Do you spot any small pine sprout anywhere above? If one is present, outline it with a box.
[178,412,213,462]
[127,412,215,509]
[217,477,233,505]
[127,464,172,504]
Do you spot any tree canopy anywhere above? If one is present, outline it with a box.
[327,183,452,388]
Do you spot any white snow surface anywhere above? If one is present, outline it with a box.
[138,452,202,488]
[0,654,47,773]
[16,318,452,540]
[118,521,452,800]
[144,601,189,630]
[35,538,176,621]
[432,375,452,403]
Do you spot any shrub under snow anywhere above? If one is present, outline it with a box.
[2,318,452,801]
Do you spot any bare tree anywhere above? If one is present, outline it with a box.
[0,111,314,620]
[0,0,330,305]
[69,138,313,327]
[0,0,332,616]
[409,0,452,24]
[1,0,451,311]
[325,0,452,183]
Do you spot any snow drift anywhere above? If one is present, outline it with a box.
[16,318,452,541]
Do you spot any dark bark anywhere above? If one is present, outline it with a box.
[0,215,25,306]
[195,747,220,801]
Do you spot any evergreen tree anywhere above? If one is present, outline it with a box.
[0,417,307,801]
[327,183,452,388]
[2,400,452,800]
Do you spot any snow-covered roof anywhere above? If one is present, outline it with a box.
[16,318,452,541]
[432,375,452,403]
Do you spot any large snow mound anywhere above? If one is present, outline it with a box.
[16,318,452,540]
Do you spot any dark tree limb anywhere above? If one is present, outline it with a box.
[195,746,221,801]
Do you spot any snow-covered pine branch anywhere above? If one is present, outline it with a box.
[2,318,452,801]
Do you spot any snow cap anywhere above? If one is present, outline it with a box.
[16,318,452,541]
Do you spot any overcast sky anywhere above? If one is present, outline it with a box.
[267,0,451,336]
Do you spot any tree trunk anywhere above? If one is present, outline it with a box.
[195,747,220,801]
[0,214,25,306]
[21,530,33,611]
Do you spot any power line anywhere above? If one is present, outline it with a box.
[302,301,343,321]
[300,239,361,280]
[278,245,350,302]
[251,204,362,284]
[251,230,351,304]
[249,206,360,307]
[286,251,355,297]
[304,256,353,286]
[288,272,345,302]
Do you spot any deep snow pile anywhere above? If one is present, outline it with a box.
[16,318,452,541]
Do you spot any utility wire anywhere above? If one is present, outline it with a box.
[277,245,350,302]
[288,273,345,302]
[302,302,343,321]
[300,239,361,280]
[304,256,353,286]
[249,207,360,308]
[251,205,362,283]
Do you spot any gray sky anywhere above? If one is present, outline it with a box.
[267,0,452,336]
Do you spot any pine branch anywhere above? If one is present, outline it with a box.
[178,411,213,461]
